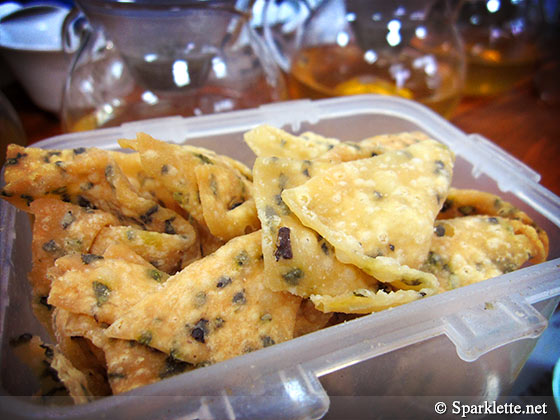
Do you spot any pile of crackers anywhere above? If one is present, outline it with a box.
[1,126,548,402]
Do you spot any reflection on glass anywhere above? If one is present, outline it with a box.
[457,0,542,96]
[267,0,465,118]
[62,1,286,132]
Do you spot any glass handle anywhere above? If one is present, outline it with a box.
[61,7,90,54]
[262,0,313,72]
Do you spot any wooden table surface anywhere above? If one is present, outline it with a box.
[3,74,559,196]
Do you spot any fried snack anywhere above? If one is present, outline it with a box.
[0,125,551,403]
[48,254,168,324]
[119,133,252,229]
[54,309,177,395]
[106,231,302,365]
[91,226,195,273]
[28,198,118,336]
[0,144,197,240]
[195,163,260,241]
[52,309,111,397]
[51,350,95,404]
[310,287,427,314]
[316,131,429,164]
[253,156,376,298]
[10,334,68,399]
[10,334,94,403]
[244,124,340,159]
[281,139,454,291]
[422,216,547,291]
[438,187,549,259]
[360,131,430,151]
[109,150,186,216]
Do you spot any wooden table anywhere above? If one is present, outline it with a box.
[3,76,559,196]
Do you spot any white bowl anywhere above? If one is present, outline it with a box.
[0,4,74,114]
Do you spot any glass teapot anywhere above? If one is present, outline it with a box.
[262,0,466,118]
[62,0,286,132]
[455,0,543,96]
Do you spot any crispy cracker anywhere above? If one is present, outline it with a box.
[422,216,547,291]
[91,226,195,273]
[52,309,111,397]
[51,349,95,404]
[106,231,301,365]
[281,139,454,290]
[28,198,118,336]
[109,150,186,216]
[54,309,176,395]
[244,125,340,159]
[310,287,429,314]
[48,254,168,325]
[1,144,196,239]
[438,188,549,259]
[119,133,252,229]
[195,164,260,241]
[253,156,376,298]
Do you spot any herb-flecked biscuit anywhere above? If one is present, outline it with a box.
[54,309,179,395]
[28,198,118,336]
[244,124,340,159]
[91,226,196,274]
[253,156,376,298]
[48,254,169,324]
[438,187,549,260]
[195,164,260,241]
[105,231,301,365]
[1,144,196,239]
[422,216,547,291]
[281,139,454,290]
[310,287,428,314]
[119,133,252,229]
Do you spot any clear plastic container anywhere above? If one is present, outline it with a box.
[1,95,559,419]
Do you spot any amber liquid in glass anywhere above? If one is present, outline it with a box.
[463,44,539,96]
[286,44,463,118]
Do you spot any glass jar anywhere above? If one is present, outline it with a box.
[62,0,286,132]
[263,0,466,118]
[456,0,543,96]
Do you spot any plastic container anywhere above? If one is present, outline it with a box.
[1,95,559,419]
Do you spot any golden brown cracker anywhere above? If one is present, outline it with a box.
[28,198,118,336]
[438,188,549,259]
[1,144,196,239]
[422,216,547,291]
[51,349,95,404]
[310,287,430,314]
[106,231,301,366]
[109,150,185,216]
[48,254,168,325]
[281,139,454,290]
[54,309,173,395]
[91,226,195,273]
[52,309,111,397]
[119,133,252,229]
[195,164,260,241]
[244,124,340,159]
[253,156,376,298]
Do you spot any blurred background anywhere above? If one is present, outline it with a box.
[1,0,558,191]
[0,0,559,414]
